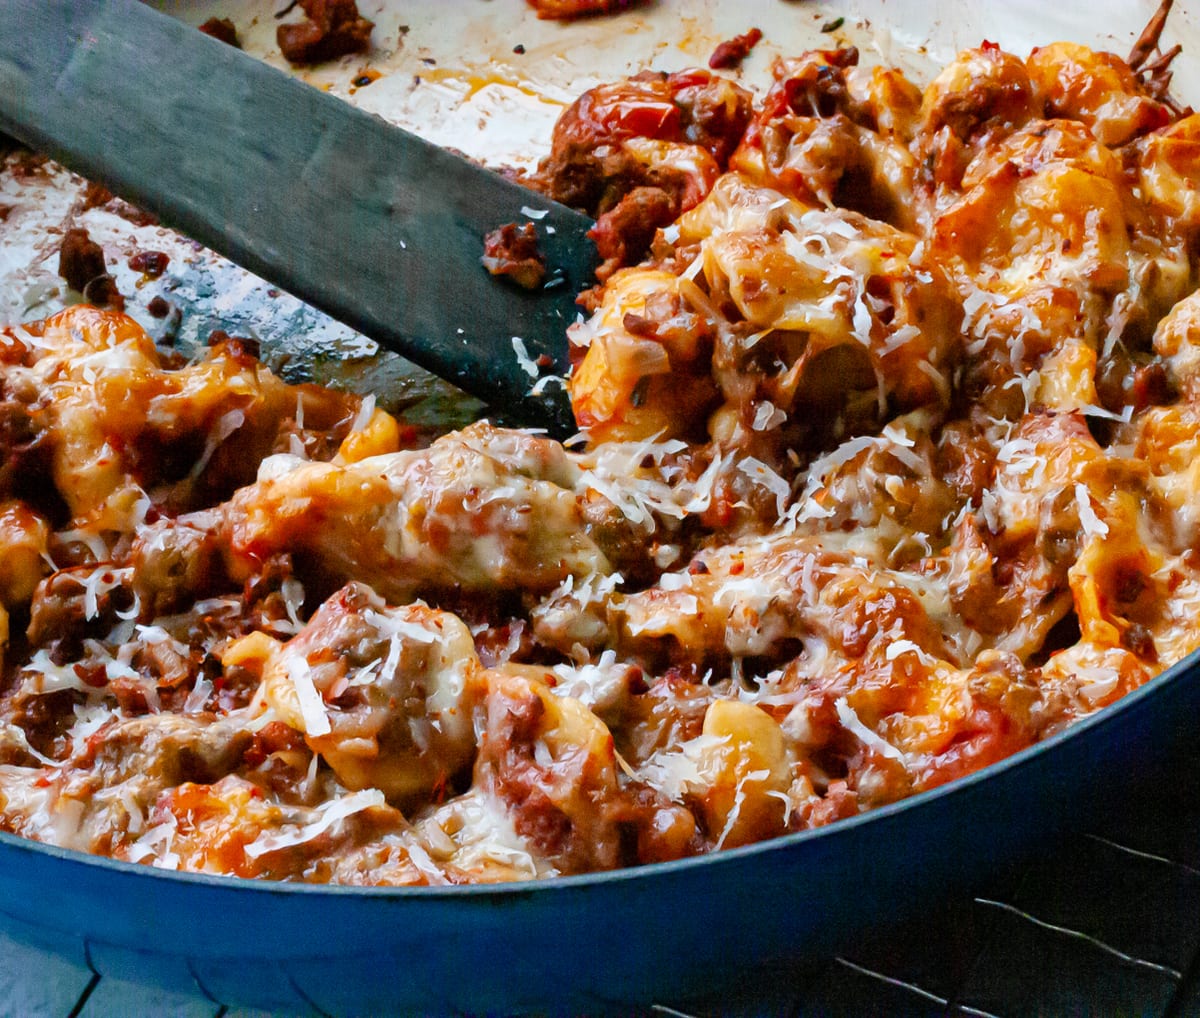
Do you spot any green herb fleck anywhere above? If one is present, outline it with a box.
[821,16,845,32]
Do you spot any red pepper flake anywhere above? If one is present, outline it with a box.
[708,28,763,70]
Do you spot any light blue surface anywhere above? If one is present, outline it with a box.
[0,931,92,1018]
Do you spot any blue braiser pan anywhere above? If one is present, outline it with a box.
[0,646,1193,1014]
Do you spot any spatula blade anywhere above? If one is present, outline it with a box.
[0,0,595,434]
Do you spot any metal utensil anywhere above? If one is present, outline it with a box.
[0,0,595,434]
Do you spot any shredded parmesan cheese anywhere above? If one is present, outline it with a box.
[1075,483,1109,539]
[287,657,332,737]
[243,789,386,860]
[511,336,539,378]
[835,698,907,763]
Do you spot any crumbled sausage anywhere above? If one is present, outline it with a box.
[205,329,261,360]
[530,69,752,277]
[130,521,225,617]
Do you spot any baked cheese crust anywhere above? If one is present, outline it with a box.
[0,34,1196,883]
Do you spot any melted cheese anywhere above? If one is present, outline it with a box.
[0,32,1196,885]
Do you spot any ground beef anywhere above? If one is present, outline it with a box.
[481,222,546,290]
[277,0,373,65]
[589,185,678,281]
[530,70,753,276]
[58,227,106,295]
[27,567,133,655]
[534,70,752,213]
[199,17,240,47]
[128,250,169,279]
[58,228,123,309]
[708,28,763,70]
[525,0,647,19]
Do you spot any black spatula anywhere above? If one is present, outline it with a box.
[0,0,596,435]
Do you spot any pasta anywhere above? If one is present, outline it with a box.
[0,25,1197,884]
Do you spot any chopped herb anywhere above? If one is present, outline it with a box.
[821,16,845,32]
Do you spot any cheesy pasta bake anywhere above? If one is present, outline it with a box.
[0,24,1197,884]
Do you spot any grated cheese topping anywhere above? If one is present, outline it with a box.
[0,30,1193,888]
[243,789,385,860]
[287,657,332,737]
